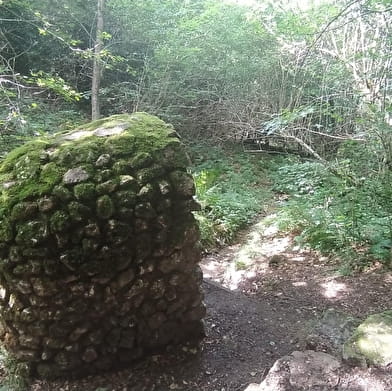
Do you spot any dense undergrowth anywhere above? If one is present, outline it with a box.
[188,144,272,249]
[268,153,392,274]
[190,143,392,274]
[191,144,392,274]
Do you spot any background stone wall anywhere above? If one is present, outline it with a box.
[0,113,205,379]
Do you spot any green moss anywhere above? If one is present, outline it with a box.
[95,169,113,183]
[130,152,153,169]
[158,140,190,169]
[112,160,133,175]
[54,138,106,166]
[68,201,91,221]
[119,175,138,191]
[344,310,392,366]
[73,183,96,202]
[13,155,41,181]
[0,139,49,174]
[169,170,195,197]
[52,186,73,202]
[104,135,137,157]
[96,195,114,219]
[70,113,133,133]
[0,113,184,234]
[98,113,178,158]
[40,163,64,187]
[10,202,38,222]
[114,191,137,208]
[0,219,13,242]
[137,184,157,202]
[96,179,118,195]
[50,211,71,232]
[136,165,164,185]
[15,220,49,246]
[6,179,54,210]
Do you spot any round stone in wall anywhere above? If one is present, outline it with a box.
[0,113,205,379]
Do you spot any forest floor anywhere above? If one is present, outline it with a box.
[31,200,392,391]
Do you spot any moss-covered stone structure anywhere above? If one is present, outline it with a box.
[0,113,205,378]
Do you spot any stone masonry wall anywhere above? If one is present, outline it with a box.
[0,113,205,379]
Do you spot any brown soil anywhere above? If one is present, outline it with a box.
[27,211,392,390]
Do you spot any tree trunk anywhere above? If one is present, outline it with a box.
[91,0,104,120]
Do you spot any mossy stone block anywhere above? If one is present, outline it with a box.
[130,152,153,169]
[52,186,73,202]
[10,202,38,222]
[0,113,203,379]
[15,221,49,246]
[343,310,392,366]
[96,180,118,195]
[97,195,115,219]
[73,183,96,202]
[50,211,71,233]
[68,201,91,221]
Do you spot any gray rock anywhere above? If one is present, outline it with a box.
[148,312,167,329]
[119,175,137,190]
[96,180,118,194]
[19,308,36,323]
[15,280,32,295]
[95,154,111,167]
[15,349,38,361]
[18,334,40,349]
[82,347,98,362]
[69,327,89,342]
[63,167,90,184]
[134,202,156,219]
[119,329,135,349]
[94,124,128,137]
[114,269,135,290]
[31,278,57,297]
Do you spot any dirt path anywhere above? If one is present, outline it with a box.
[31,210,392,391]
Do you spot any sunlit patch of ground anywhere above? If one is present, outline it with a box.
[201,210,391,311]
[320,279,348,299]
[201,210,314,290]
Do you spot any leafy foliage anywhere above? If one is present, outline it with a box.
[0,348,30,391]
[269,150,392,272]
[190,144,271,248]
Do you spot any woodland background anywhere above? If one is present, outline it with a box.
[1,0,392,271]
